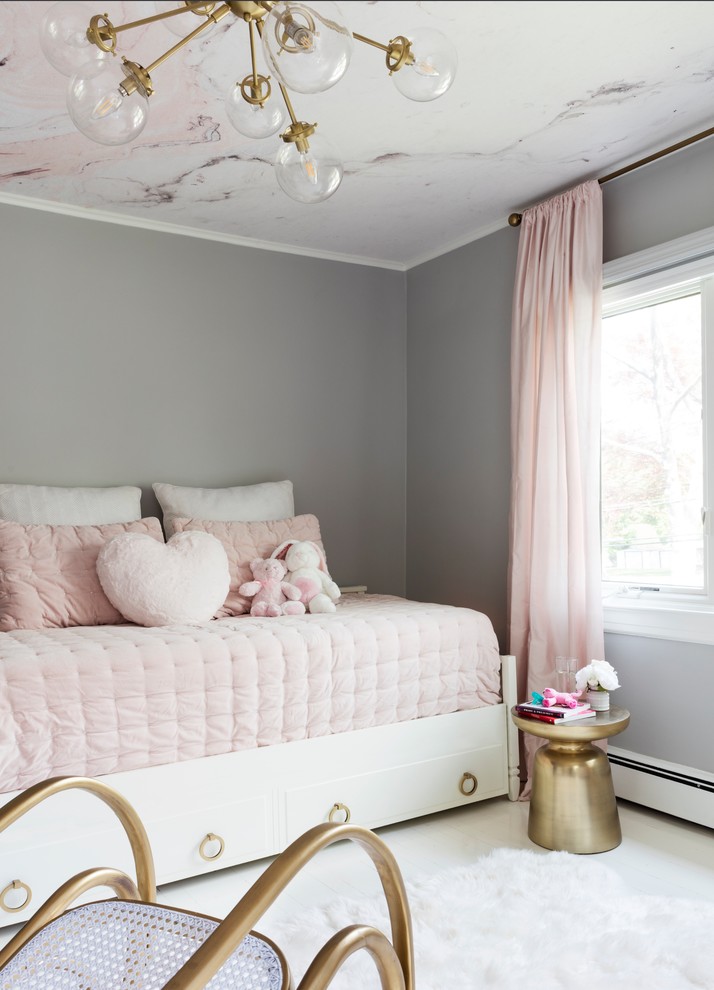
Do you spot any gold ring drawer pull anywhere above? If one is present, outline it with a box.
[0,880,32,914]
[459,772,478,796]
[328,802,351,824]
[198,833,225,862]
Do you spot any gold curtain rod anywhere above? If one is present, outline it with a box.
[507,123,714,227]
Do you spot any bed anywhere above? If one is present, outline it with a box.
[0,481,519,928]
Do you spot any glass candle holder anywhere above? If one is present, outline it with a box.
[555,656,578,695]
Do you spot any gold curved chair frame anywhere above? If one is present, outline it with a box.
[0,776,414,990]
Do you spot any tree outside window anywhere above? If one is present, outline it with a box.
[601,291,703,591]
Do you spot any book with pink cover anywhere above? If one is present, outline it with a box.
[515,702,597,723]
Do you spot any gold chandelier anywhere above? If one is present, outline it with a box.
[40,1,458,203]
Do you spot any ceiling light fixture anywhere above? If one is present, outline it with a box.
[40,1,458,204]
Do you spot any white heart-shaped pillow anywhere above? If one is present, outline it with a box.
[97,531,230,626]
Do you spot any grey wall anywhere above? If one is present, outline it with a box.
[405,230,517,648]
[603,635,714,771]
[0,202,407,594]
[601,135,714,772]
[602,135,714,263]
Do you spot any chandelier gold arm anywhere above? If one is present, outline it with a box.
[281,119,317,153]
[239,73,272,104]
[237,17,272,105]
[146,4,231,73]
[253,17,317,153]
[353,31,416,74]
[248,16,259,88]
[276,82,316,153]
[120,58,154,98]
[180,2,218,14]
[226,2,275,19]
[118,3,232,99]
[384,36,415,74]
[87,3,219,55]
[87,14,116,54]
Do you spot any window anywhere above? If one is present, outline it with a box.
[602,285,705,592]
[601,230,714,644]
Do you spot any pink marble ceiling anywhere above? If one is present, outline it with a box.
[1,1,714,266]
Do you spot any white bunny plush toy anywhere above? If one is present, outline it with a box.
[271,540,341,613]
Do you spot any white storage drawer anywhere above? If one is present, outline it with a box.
[0,794,276,926]
[0,825,138,927]
[284,745,506,840]
[149,793,275,884]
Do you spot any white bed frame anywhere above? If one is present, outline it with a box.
[0,654,519,929]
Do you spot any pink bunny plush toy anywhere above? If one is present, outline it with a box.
[271,540,341,614]
[238,557,306,617]
[542,688,582,709]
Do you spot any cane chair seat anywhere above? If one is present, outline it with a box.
[0,900,285,990]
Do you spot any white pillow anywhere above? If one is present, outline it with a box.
[0,483,142,525]
[153,480,295,536]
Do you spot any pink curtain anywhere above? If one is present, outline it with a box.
[508,180,605,790]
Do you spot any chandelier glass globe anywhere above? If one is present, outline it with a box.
[275,131,343,203]
[262,1,353,95]
[67,60,150,146]
[391,27,457,102]
[40,1,107,77]
[225,82,286,140]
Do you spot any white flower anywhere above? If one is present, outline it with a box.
[575,659,620,692]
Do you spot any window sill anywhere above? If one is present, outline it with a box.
[604,599,714,646]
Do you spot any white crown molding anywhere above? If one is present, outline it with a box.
[0,190,409,272]
[0,189,514,272]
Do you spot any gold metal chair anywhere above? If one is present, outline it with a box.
[0,776,414,989]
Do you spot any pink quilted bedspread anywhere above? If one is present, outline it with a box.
[0,594,501,794]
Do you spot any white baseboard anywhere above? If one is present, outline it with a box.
[609,747,714,829]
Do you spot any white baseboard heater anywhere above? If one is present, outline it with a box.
[609,747,714,829]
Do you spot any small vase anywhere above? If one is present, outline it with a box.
[586,689,610,711]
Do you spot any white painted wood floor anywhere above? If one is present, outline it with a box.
[157,797,714,928]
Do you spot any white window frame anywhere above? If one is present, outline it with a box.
[602,225,714,646]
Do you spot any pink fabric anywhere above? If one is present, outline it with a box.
[172,515,324,616]
[0,519,164,631]
[509,180,605,790]
[0,594,502,794]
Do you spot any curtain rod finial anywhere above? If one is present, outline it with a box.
[508,213,522,227]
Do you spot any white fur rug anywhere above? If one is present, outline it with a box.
[265,848,714,989]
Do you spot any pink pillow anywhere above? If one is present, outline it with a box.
[172,514,324,616]
[0,518,164,631]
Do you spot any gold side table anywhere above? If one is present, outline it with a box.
[511,705,631,854]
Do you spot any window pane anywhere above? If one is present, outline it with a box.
[601,292,704,591]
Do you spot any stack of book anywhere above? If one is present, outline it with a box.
[514,700,597,725]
